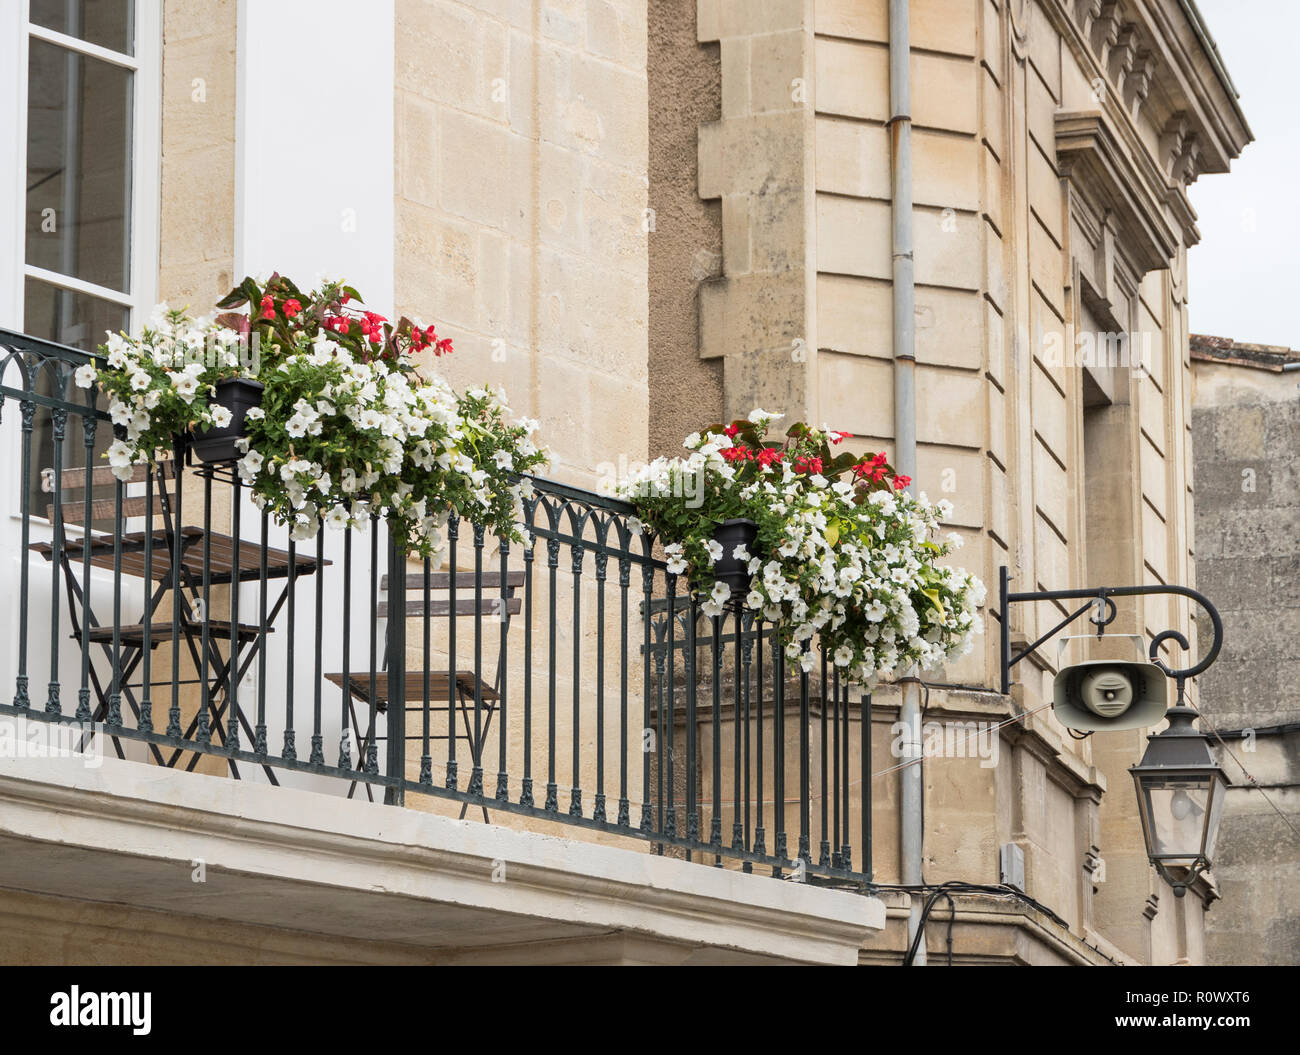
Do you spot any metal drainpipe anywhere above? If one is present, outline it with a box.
[888,0,926,965]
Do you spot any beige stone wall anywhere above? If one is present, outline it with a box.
[148,0,239,775]
[665,0,1248,964]
[158,0,237,310]
[386,1,655,836]
[393,0,650,489]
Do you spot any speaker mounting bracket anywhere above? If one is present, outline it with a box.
[996,566,1224,697]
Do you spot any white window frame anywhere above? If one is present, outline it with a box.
[0,0,161,337]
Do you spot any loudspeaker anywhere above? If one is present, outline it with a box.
[1051,660,1168,732]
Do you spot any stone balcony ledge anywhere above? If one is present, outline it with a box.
[0,719,883,965]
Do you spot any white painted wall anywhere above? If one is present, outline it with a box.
[234,0,395,313]
[232,0,396,792]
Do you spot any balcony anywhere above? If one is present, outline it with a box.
[0,329,883,964]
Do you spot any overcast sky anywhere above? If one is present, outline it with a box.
[1186,1,1299,348]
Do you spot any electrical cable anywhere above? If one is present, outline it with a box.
[1192,704,1300,844]
[879,880,1075,965]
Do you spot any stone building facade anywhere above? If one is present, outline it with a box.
[1190,335,1300,967]
[0,0,1255,964]
[650,0,1250,964]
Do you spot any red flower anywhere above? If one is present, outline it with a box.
[359,311,387,345]
[830,430,853,445]
[852,455,890,483]
[724,424,740,438]
[283,298,302,317]
[757,447,783,468]
[892,474,911,489]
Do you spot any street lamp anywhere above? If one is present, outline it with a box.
[1129,702,1229,897]
[997,571,1228,899]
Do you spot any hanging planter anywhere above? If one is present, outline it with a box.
[711,517,758,595]
[190,377,264,463]
[80,275,548,558]
[619,412,986,684]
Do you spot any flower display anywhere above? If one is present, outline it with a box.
[80,275,546,560]
[75,305,244,479]
[618,410,985,685]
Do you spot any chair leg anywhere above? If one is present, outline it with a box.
[346,695,375,802]
[455,687,491,823]
[455,799,491,823]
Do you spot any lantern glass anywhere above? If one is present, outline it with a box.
[1142,775,1210,865]
[1133,769,1227,868]
[1203,773,1227,863]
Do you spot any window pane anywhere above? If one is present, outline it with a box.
[30,0,134,56]
[26,38,133,293]
[24,276,130,352]
[21,279,125,526]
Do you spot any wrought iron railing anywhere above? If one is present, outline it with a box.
[0,329,873,888]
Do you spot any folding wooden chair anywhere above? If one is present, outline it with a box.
[32,458,321,778]
[326,568,523,816]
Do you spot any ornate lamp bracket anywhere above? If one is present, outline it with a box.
[996,565,1223,696]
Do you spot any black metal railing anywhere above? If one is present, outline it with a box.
[0,329,873,888]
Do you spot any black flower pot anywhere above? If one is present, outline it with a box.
[190,377,263,463]
[712,517,759,596]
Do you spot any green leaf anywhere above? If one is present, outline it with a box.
[920,588,946,620]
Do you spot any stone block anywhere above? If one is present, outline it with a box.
[814,37,888,121]
[583,155,647,274]
[749,30,806,115]
[1027,144,1062,246]
[1140,435,1168,520]
[816,195,890,279]
[440,110,515,230]
[1033,438,1070,542]
[397,93,439,209]
[915,206,983,291]
[587,0,648,69]
[983,142,1003,234]
[815,117,890,199]
[982,67,1004,161]
[916,365,984,448]
[917,444,986,528]
[913,51,978,134]
[814,0,887,42]
[721,37,751,118]
[698,111,805,199]
[721,194,753,275]
[700,271,806,360]
[914,130,982,213]
[817,351,894,437]
[398,0,481,107]
[1031,360,1068,463]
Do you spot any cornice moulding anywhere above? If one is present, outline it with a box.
[1056,110,1180,274]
